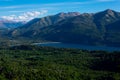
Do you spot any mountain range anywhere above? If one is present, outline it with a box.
[9,12,80,36]
[2,9,120,47]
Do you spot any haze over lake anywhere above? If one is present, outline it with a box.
[34,42,120,52]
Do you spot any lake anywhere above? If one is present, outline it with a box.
[33,42,120,52]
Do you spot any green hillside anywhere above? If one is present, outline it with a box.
[0,45,120,80]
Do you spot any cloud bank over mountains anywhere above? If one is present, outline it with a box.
[1,10,48,22]
[0,0,119,22]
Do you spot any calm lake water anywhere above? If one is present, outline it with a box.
[34,42,120,52]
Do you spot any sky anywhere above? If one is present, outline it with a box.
[0,0,120,21]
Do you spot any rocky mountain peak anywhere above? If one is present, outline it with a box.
[56,12,80,17]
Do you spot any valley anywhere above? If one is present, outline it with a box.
[0,0,120,79]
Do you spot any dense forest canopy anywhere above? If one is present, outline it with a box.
[0,45,120,80]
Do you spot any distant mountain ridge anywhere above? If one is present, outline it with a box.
[10,12,80,36]
[0,19,25,29]
[7,9,120,47]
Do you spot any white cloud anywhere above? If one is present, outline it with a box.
[97,0,115,2]
[0,2,94,10]
[0,5,25,9]
[8,11,25,13]
[1,10,48,22]
[0,0,12,1]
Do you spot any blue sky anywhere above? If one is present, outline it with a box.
[0,0,120,21]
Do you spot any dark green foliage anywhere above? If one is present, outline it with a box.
[90,52,120,72]
[0,45,120,80]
